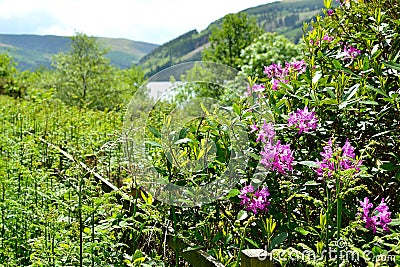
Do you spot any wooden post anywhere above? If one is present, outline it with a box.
[241,249,274,267]
[166,234,225,267]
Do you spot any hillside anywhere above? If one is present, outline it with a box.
[0,34,158,70]
[139,0,327,77]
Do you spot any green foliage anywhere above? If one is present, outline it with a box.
[139,0,327,77]
[1,0,399,266]
[52,33,145,110]
[202,13,262,69]
[240,32,303,78]
[302,0,400,211]
[245,0,327,42]
[0,53,26,98]
[0,34,158,70]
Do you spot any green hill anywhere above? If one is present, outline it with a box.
[139,0,327,77]
[0,34,158,70]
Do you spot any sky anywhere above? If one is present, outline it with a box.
[0,0,276,45]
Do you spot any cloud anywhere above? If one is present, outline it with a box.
[0,0,275,44]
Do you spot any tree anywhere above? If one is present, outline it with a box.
[53,32,118,110]
[0,53,26,98]
[239,32,303,78]
[202,13,263,69]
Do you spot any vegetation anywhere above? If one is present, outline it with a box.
[0,0,399,266]
[139,0,326,77]
[202,13,262,69]
[0,34,158,70]
[239,32,303,78]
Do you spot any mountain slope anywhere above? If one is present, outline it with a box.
[0,34,159,70]
[139,0,326,77]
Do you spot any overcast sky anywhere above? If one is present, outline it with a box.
[0,0,276,44]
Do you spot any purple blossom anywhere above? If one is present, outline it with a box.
[288,60,307,74]
[256,121,276,143]
[238,185,254,206]
[343,45,361,60]
[327,9,334,16]
[264,60,306,91]
[315,139,361,177]
[260,140,294,175]
[264,63,286,79]
[271,78,280,91]
[239,185,271,215]
[322,34,334,42]
[245,83,266,96]
[287,106,318,134]
[249,123,258,133]
[359,197,392,234]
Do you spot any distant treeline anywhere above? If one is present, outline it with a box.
[138,0,328,77]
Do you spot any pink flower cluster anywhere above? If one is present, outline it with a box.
[288,106,318,134]
[245,83,265,97]
[322,34,334,42]
[252,120,294,174]
[239,185,271,215]
[315,139,362,177]
[343,45,361,60]
[263,60,306,90]
[261,141,294,175]
[309,33,335,46]
[359,197,392,234]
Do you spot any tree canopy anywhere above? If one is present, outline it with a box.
[202,12,262,69]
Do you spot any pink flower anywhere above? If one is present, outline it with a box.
[260,140,294,175]
[288,106,318,134]
[359,197,392,234]
[327,9,334,16]
[249,123,259,133]
[255,121,275,143]
[288,60,307,74]
[343,45,361,60]
[245,83,266,96]
[264,63,286,79]
[322,34,334,42]
[239,185,271,215]
[315,139,362,177]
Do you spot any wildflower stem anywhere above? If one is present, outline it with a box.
[336,174,342,267]
[325,183,331,267]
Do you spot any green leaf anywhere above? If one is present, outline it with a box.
[245,237,260,248]
[298,161,319,168]
[383,61,400,71]
[380,162,400,171]
[332,60,342,70]
[312,72,322,85]
[237,210,248,221]
[148,126,161,138]
[174,138,192,145]
[304,181,320,186]
[232,103,241,116]
[344,84,360,101]
[388,219,400,226]
[144,141,162,148]
[320,98,338,105]
[226,188,240,199]
[271,232,287,249]
[359,100,379,105]
[295,227,311,236]
[366,85,388,97]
